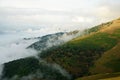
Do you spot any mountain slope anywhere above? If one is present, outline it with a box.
[90,21,120,74]
[40,18,120,78]
[76,18,120,79]
[1,18,120,80]
[40,33,117,78]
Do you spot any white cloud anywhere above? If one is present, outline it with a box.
[96,6,111,17]
[0,39,38,65]
[26,28,33,33]
[0,0,98,10]
[72,16,93,23]
[0,0,120,34]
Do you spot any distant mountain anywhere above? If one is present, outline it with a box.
[27,32,65,51]
[27,31,80,51]
[1,18,120,80]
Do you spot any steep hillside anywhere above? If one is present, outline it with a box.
[1,18,120,80]
[76,18,120,79]
[40,18,120,78]
[90,20,120,74]
[40,32,117,77]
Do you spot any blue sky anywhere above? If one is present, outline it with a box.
[0,0,120,35]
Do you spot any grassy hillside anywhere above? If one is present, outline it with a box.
[2,18,120,80]
[76,18,120,79]
[40,18,120,79]
[90,22,120,74]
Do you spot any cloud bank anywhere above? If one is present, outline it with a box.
[0,0,120,34]
[0,38,38,65]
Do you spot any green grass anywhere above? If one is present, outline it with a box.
[70,33,117,50]
[89,28,120,75]
[1,18,120,80]
[104,56,120,72]
[40,32,117,78]
[111,29,120,38]
[85,22,112,34]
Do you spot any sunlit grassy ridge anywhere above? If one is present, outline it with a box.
[40,32,117,78]
[40,18,120,79]
[76,18,120,79]
[90,29,120,74]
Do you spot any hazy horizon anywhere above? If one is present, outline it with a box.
[0,0,120,36]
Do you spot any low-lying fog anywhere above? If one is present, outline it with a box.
[0,30,80,65]
[0,34,39,65]
[0,30,63,65]
[0,30,83,80]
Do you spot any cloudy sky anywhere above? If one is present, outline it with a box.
[0,0,120,35]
